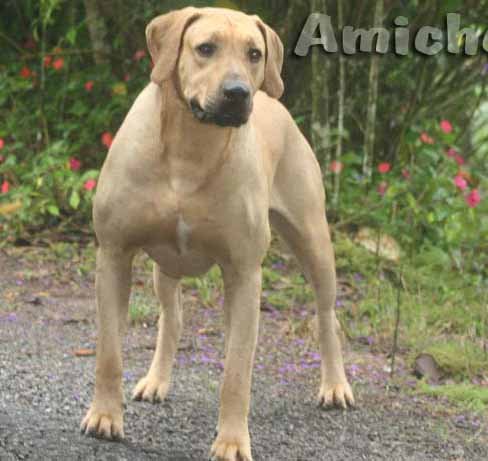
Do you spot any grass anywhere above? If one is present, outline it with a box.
[128,291,158,324]
[420,382,488,412]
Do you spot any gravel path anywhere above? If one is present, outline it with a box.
[0,247,486,460]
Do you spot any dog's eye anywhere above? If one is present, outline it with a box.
[248,48,262,63]
[196,43,216,58]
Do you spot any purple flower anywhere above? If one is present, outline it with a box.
[200,354,215,364]
[307,352,321,362]
[272,261,286,270]
[354,273,364,282]
[335,299,344,308]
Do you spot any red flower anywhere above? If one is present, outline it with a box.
[43,55,52,67]
[377,181,388,196]
[69,157,81,171]
[1,180,9,194]
[133,49,147,61]
[101,132,113,149]
[453,175,467,191]
[465,189,481,208]
[84,179,97,191]
[378,162,391,174]
[455,155,465,166]
[84,81,94,92]
[446,148,457,158]
[402,169,411,179]
[0,138,4,150]
[420,132,435,145]
[329,161,344,174]
[440,120,453,134]
[20,66,32,78]
[52,58,64,70]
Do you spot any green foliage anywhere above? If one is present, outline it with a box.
[420,383,488,413]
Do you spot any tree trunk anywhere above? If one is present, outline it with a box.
[83,0,110,65]
[333,0,345,208]
[310,0,331,171]
[362,0,384,180]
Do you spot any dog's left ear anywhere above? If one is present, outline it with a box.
[146,7,201,85]
[256,19,284,99]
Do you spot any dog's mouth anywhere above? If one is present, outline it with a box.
[190,98,250,128]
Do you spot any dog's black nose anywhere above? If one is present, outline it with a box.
[222,81,250,103]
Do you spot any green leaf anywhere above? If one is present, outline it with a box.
[66,27,77,45]
[47,205,60,216]
[69,191,80,209]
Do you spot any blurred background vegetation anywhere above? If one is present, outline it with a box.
[0,0,487,408]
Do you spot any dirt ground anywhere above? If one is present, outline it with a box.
[0,246,486,460]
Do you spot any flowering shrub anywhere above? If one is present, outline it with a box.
[0,35,151,237]
[333,119,487,275]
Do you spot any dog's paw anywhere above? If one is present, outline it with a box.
[318,380,355,409]
[132,374,170,403]
[210,432,252,461]
[80,404,124,440]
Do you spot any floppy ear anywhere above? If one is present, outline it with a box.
[146,7,201,85]
[256,20,284,99]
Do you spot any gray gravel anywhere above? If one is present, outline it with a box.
[0,248,486,460]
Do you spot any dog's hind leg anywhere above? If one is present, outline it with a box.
[270,131,354,409]
[132,264,182,403]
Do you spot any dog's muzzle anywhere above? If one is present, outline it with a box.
[190,80,252,128]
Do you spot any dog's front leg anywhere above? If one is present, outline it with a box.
[211,266,261,461]
[81,246,133,440]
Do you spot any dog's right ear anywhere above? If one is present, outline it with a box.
[146,8,200,85]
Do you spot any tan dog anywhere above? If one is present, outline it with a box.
[80,7,354,461]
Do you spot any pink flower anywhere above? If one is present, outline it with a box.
[402,169,411,179]
[465,189,481,208]
[378,162,391,174]
[69,157,81,171]
[420,132,435,144]
[101,132,113,148]
[329,161,343,174]
[453,175,467,191]
[20,66,32,78]
[377,181,388,196]
[133,50,147,61]
[84,81,94,92]
[124,74,131,82]
[52,58,64,70]
[84,179,97,191]
[0,138,4,150]
[1,180,9,194]
[440,120,453,134]
[455,155,465,166]
[446,148,457,158]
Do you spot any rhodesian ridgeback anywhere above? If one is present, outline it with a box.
[80,7,354,460]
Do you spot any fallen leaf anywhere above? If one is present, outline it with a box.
[74,348,96,357]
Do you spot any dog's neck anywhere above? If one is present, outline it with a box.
[157,80,246,194]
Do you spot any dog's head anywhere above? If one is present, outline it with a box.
[146,7,284,128]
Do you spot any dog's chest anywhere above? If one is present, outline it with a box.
[175,213,191,254]
[143,206,217,278]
